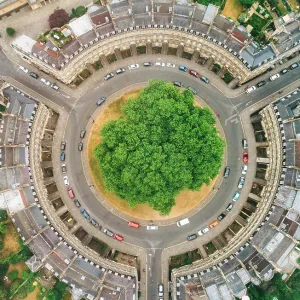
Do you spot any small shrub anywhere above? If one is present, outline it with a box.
[6,27,15,37]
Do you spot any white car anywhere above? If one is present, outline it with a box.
[198,227,209,236]
[63,176,69,186]
[242,164,248,175]
[245,86,257,94]
[166,63,175,68]
[269,74,280,81]
[155,62,165,67]
[128,64,139,70]
[19,66,28,73]
[51,83,59,90]
[146,225,158,230]
[238,176,245,189]
[41,78,50,86]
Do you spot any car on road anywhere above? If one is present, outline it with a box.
[200,76,209,84]
[173,81,182,87]
[209,220,219,228]
[257,80,266,87]
[104,73,114,81]
[242,139,248,149]
[61,164,66,173]
[128,221,140,228]
[78,142,83,151]
[128,64,139,70]
[80,129,86,139]
[238,176,245,189]
[80,208,91,220]
[41,78,50,86]
[242,164,248,174]
[280,68,289,75]
[114,233,124,241]
[60,152,65,161]
[61,141,66,150]
[158,284,164,297]
[67,187,75,199]
[269,74,280,81]
[166,63,175,68]
[143,62,152,67]
[243,151,248,163]
[226,203,233,211]
[179,65,188,72]
[187,234,197,241]
[103,228,114,237]
[90,219,99,227]
[63,176,69,186]
[116,68,125,74]
[51,83,59,90]
[224,166,230,178]
[217,213,226,221]
[177,218,190,227]
[232,191,240,202]
[147,225,158,230]
[245,86,257,94]
[96,96,106,106]
[19,66,28,73]
[29,72,38,79]
[290,62,299,70]
[198,227,209,236]
[189,70,200,78]
[188,86,197,94]
[74,199,81,207]
[155,62,165,67]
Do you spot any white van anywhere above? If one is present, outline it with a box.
[176,218,190,227]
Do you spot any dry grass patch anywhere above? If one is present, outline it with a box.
[222,0,243,21]
[0,221,21,259]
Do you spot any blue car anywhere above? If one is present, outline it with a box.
[179,65,188,72]
[80,208,91,220]
[60,152,65,161]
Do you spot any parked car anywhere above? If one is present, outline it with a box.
[173,81,182,87]
[63,176,69,186]
[290,62,299,70]
[243,151,248,163]
[280,68,289,75]
[224,166,230,178]
[51,83,59,90]
[198,227,209,236]
[61,141,66,151]
[128,64,139,70]
[155,62,165,67]
[158,284,164,297]
[29,72,38,79]
[104,73,114,81]
[242,139,248,149]
[226,203,233,211]
[114,233,124,241]
[60,152,65,161]
[80,208,91,220]
[238,176,245,189]
[147,225,158,230]
[242,164,248,175]
[41,78,50,86]
[200,76,209,84]
[116,68,125,74]
[143,62,152,67]
[189,70,200,78]
[90,219,99,227]
[78,142,83,151]
[232,191,240,202]
[187,86,197,95]
[257,80,266,87]
[97,96,106,106]
[103,228,114,237]
[187,234,197,241]
[209,220,219,228]
[74,199,81,207]
[61,164,67,173]
[128,221,140,228]
[67,187,75,199]
[80,129,86,139]
[19,66,28,73]
[246,86,257,94]
[179,65,188,72]
[217,213,226,221]
[166,63,175,68]
[269,74,280,81]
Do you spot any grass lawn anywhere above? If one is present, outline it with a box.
[222,0,243,21]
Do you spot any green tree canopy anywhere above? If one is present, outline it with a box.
[7,270,19,281]
[94,80,225,215]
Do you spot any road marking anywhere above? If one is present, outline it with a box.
[224,114,239,126]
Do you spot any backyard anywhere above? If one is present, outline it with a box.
[222,0,244,21]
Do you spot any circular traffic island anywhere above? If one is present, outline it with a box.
[88,80,225,220]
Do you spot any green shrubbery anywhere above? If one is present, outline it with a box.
[6,27,15,37]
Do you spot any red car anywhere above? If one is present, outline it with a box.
[243,152,248,163]
[128,221,140,229]
[67,187,75,199]
[113,234,124,241]
[189,70,200,78]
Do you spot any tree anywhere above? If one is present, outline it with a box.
[0,224,8,234]
[48,9,69,29]
[0,285,8,300]
[0,211,8,222]
[9,278,24,297]
[238,13,248,23]
[6,27,15,37]
[94,80,225,215]
[7,270,19,281]
[75,6,87,17]
[0,263,9,277]
[21,270,34,280]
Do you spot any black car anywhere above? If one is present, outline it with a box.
[97,96,106,106]
[187,234,197,241]
[74,199,81,207]
[290,63,299,70]
[257,80,266,87]
[280,69,289,75]
[200,76,210,84]
[217,213,226,221]
[224,167,230,178]
[29,72,38,79]
[78,142,83,151]
[173,81,182,87]
[60,152,65,161]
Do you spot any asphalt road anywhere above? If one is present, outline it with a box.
[1,47,300,299]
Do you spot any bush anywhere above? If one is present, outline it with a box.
[7,270,19,281]
[0,263,9,277]
[6,27,15,37]
[70,6,87,19]
[0,211,8,222]
[49,9,69,29]
[238,0,256,6]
